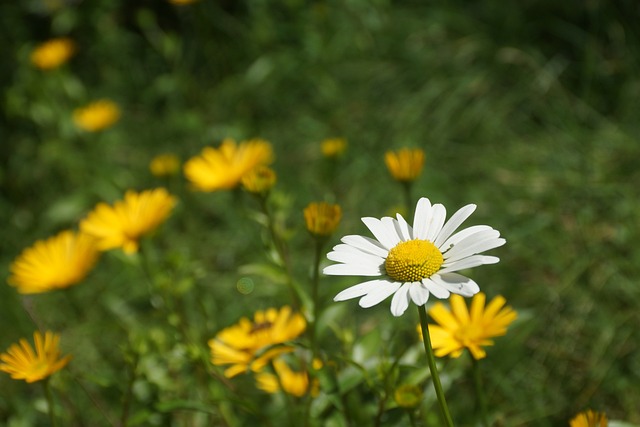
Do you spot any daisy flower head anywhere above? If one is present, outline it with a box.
[184,138,273,192]
[80,188,177,254]
[8,230,100,294]
[385,148,425,183]
[570,410,608,427]
[73,99,121,132]
[255,358,320,397]
[326,198,505,316]
[30,38,75,70]
[0,331,71,383]
[209,306,306,378]
[422,292,517,359]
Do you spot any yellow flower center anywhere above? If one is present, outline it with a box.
[384,239,443,282]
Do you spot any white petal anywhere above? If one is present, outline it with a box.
[425,203,447,242]
[444,233,505,262]
[409,283,431,306]
[334,279,387,301]
[439,225,492,253]
[440,255,499,274]
[412,198,432,240]
[394,213,413,241]
[433,204,477,248]
[359,282,401,308]
[341,235,389,258]
[422,278,451,299]
[323,263,383,276]
[381,217,402,246]
[362,217,399,250]
[390,283,412,316]
[326,248,385,268]
[431,273,480,296]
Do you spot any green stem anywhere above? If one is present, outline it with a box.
[43,378,57,427]
[121,352,139,427]
[310,237,325,358]
[417,305,454,427]
[471,356,489,427]
[407,409,418,427]
[402,182,413,218]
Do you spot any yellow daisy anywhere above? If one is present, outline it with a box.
[80,188,177,254]
[30,38,75,70]
[0,331,71,383]
[8,230,100,294]
[423,292,517,359]
[570,410,608,427]
[149,153,180,177]
[183,138,273,192]
[209,306,306,378]
[321,138,347,158]
[73,99,121,132]
[304,202,342,237]
[384,148,425,183]
[255,358,319,397]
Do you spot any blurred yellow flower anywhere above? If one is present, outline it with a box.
[321,138,347,158]
[241,165,277,195]
[30,38,75,70]
[0,331,71,383]
[209,306,306,378]
[255,358,319,397]
[73,99,121,132]
[304,202,342,237]
[150,153,181,177]
[384,148,425,183]
[570,410,608,427]
[184,138,274,192]
[422,293,517,359]
[80,188,177,254]
[394,384,423,408]
[8,230,100,294]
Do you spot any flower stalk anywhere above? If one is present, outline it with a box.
[417,305,454,427]
[472,356,489,427]
[43,378,58,427]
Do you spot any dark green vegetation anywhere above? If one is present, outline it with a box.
[1,1,639,426]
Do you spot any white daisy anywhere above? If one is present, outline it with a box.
[324,198,506,317]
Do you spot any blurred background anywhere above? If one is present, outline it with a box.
[1,0,640,425]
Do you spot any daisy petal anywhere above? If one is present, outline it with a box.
[359,282,401,308]
[425,203,447,242]
[444,229,504,261]
[323,263,382,276]
[409,283,430,306]
[439,225,492,253]
[390,283,412,316]
[326,248,385,268]
[431,273,480,296]
[394,213,413,241]
[412,198,432,240]
[334,279,386,301]
[361,217,399,250]
[433,204,476,248]
[422,278,451,299]
[439,255,499,274]
[341,235,389,258]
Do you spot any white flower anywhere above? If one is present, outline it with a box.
[324,198,506,317]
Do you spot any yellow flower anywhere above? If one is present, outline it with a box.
[304,202,342,237]
[30,38,75,70]
[423,292,517,359]
[8,231,100,294]
[394,384,423,408]
[570,410,608,427]
[184,138,274,192]
[321,138,347,158]
[73,99,121,132]
[384,148,425,183]
[209,306,306,378]
[80,188,177,254]
[0,331,71,383]
[241,165,277,194]
[150,154,181,177]
[255,358,319,397]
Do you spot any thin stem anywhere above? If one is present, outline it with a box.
[417,305,454,427]
[401,182,413,218]
[121,352,139,427]
[310,237,325,358]
[43,378,58,427]
[471,356,490,427]
[407,409,419,427]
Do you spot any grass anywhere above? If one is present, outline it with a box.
[1,0,640,425]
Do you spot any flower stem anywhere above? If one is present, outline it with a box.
[310,236,325,358]
[471,356,490,427]
[417,305,454,427]
[43,378,58,427]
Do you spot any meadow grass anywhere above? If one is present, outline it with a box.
[1,1,639,425]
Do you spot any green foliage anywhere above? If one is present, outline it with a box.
[2,0,640,426]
